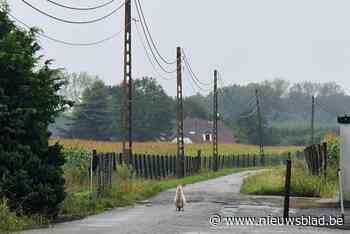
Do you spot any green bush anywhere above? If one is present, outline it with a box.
[0,199,36,233]
[0,6,70,218]
[327,138,339,166]
[116,164,135,181]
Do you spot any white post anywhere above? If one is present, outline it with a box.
[90,153,93,194]
[338,115,350,202]
[338,169,345,220]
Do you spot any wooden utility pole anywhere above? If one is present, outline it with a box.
[176,47,185,178]
[283,154,292,222]
[311,95,315,145]
[256,89,265,165]
[122,0,133,163]
[213,70,219,172]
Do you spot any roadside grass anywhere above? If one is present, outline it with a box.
[1,167,252,232]
[60,167,254,219]
[240,160,338,198]
[50,138,303,156]
[0,199,48,234]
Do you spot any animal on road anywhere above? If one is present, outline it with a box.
[174,185,186,211]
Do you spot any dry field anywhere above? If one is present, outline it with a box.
[51,138,304,156]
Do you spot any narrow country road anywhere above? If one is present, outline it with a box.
[23,171,347,234]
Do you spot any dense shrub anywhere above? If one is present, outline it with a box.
[0,5,71,217]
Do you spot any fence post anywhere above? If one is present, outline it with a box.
[197,150,202,173]
[109,153,112,188]
[91,150,96,193]
[112,152,116,172]
[173,156,176,176]
[150,155,155,179]
[203,156,207,171]
[96,154,100,196]
[142,154,148,179]
[165,156,169,177]
[169,155,173,176]
[161,156,166,178]
[190,157,193,175]
[323,142,327,179]
[283,154,292,222]
[156,155,161,179]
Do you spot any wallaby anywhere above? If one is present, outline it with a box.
[174,185,186,211]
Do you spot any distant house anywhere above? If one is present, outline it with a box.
[171,117,235,144]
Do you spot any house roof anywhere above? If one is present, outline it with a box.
[172,117,235,144]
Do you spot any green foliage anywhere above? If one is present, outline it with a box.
[0,8,69,217]
[63,149,91,191]
[0,199,35,233]
[327,138,340,166]
[66,77,175,141]
[186,79,345,145]
[241,161,338,198]
[132,77,175,141]
[183,94,210,120]
[67,80,112,141]
[116,164,135,181]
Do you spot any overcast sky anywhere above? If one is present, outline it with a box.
[8,0,350,96]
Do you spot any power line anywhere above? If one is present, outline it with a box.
[46,0,117,11]
[21,0,125,24]
[239,108,258,119]
[182,49,213,87]
[134,21,176,80]
[134,0,176,65]
[9,13,125,46]
[183,60,211,92]
[134,1,176,74]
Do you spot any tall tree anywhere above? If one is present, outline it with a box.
[183,93,209,120]
[59,71,98,106]
[67,80,112,140]
[132,77,175,141]
[0,4,70,217]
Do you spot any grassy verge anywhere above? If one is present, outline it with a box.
[0,200,48,233]
[60,167,253,219]
[241,160,338,198]
[1,167,253,232]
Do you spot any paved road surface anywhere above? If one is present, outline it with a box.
[23,171,348,234]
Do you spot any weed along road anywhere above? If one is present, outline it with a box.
[23,171,347,234]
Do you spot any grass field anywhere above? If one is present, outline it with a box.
[241,160,338,198]
[51,138,303,156]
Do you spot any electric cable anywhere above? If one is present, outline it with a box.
[9,13,125,46]
[134,21,176,80]
[134,1,176,74]
[182,49,213,87]
[46,0,116,11]
[21,0,125,24]
[135,0,176,65]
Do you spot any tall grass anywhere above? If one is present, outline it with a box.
[0,199,38,233]
[241,160,338,198]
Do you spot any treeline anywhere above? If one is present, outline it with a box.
[188,79,345,145]
[60,77,175,141]
[56,76,347,145]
